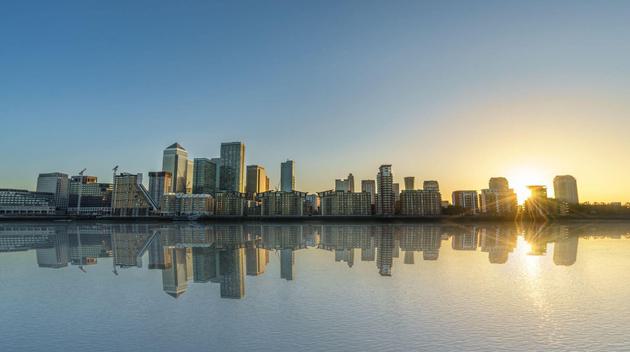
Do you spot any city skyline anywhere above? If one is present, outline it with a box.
[2,1,630,203]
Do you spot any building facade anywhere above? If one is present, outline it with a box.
[112,173,158,216]
[452,190,479,214]
[0,189,56,215]
[361,180,376,205]
[36,172,69,213]
[245,165,267,199]
[214,191,246,216]
[162,143,193,194]
[258,191,306,216]
[148,171,172,208]
[161,193,214,216]
[376,165,394,215]
[335,173,355,192]
[193,158,218,194]
[219,142,246,193]
[404,177,415,191]
[400,190,442,216]
[280,160,295,192]
[318,190,371,216]
[68,176,112,215]
[479,177,518,215]
[553,175,579,205]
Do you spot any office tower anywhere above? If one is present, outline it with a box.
[361,180,376,205]
[280,160,295,192]
[219,248,245,299]
[111,173,158,216]
[0,189,56,215]
[36,172,69,212]
[246,165,267,198]
[148,171,172,207]
[423,180,440,192]
[193,158,218,194]
[318,190,371,216]
[452,190,479,214]
[404,177,415,191]
[489,177,509,192]
[479,177,517,215]
[162,143,193,193]
[211,157,222,189]
[335,173,355,192]
[553,175,579,205]
[280,248,295,280]
[162,248,189,298]
[393,183,400,202]
[258,191,307,216]
[219,142,246,193]
[265,176,270,192]
[376,165,394,215]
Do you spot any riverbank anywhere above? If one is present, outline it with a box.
[2,214,630,223]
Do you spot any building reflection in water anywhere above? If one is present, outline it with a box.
[2,221,627,299]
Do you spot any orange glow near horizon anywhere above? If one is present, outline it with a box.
[505,167,549,205]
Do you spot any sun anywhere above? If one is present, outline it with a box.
[505,167,548,204]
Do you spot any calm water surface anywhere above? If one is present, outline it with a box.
[1,221,629,352]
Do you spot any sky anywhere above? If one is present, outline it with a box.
[1,0,630,203]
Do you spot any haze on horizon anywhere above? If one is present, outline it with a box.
[1,1,629,203]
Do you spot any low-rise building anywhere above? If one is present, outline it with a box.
[112,173,158,216]
[68,176,112,215]
[452,190,479,214]
[318,190,371,216]
[0,189,56,215]
[161,193,214,216]
[214,191,246,216]
[400,190,442,216]
[258,191,307,216]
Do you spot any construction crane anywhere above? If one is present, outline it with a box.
[111,166,118,216]
[77,168,87,216]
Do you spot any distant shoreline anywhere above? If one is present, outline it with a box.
[2,215,630,223]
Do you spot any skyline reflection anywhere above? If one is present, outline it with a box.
[1,222,628,300]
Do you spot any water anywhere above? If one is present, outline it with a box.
[1,221,629,352]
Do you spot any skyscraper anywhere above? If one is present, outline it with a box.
[376,165,394,215]
[219,142,246,193]
[281,160,295,192]
[148,171,172,207]
[246,165,267,197]
[489,177,509,192]
[193,158,218,194]
[335,173,355,192]
[162,143,193,194]
[361,180,376,205]
[36,172,69,212]
[553,175,579,205]
[404,177,415,191]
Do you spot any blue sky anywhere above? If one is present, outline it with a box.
[2,1,630,201]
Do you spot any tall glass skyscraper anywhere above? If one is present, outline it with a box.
[193,158,218,194]
[280,160,295,192]
[162,143,193,194]
[219,142,245,193]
